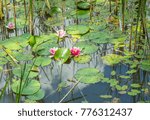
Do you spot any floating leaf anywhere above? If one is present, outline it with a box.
[13,64,39,80]
[109,79,119,87]
[118,91,127,94]
[111,70,116,76]
[128,89,141,96]
[140,60,150,72]
[0,34,30,50]
[57,81,68,92]
[75,41,98,54]
[54,48,71,64]
[102,54,123,66]
[74,55,91,64]
[25,99,37,103]
[74,68,104,84]
[80,32,110,44]
[11,80,40,95]
[27,89,45,100]
[13,52,33,61]
[119,75,130,79]
[100,95,112,99]
[66,25,89,35]
[77,1,90,10]
[126,69,137,74]
[131,84,141,88]
[35,56,51,67]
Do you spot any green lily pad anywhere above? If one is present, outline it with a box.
[77,1,90,10]
[13,52,33,61]
[126,69,137,74]
[57,81,68,92]
[116,85,128,91]
[11,80,40,95]
[140,60,150,72]
[13,64,39,80]
[118,91,127,94]
[131,84,141,88]
[74,55,91,64]
[128,89,141,96]
[102,54,123,66]
[66,25,89,35]
[100,95,112,99]
[119,75,130,79]
[27,89,45,100]
[75,41,98,54]
[80,32,110,44]
[54,48,71,64]
[35,56,51,67]
[111,70,116,76]
[109,79,119,87]
[74,68,104,84]
[0,34,30,50]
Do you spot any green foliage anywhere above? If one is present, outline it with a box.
[80,32,111,44]
[74,68,104,84]
[102,54,123,66]
[66,25,89,35]
[34,56,51,67]
[11,80,41,95]
[54,48,71,64]
[13,64,39,80]
[27,89,45,101]
[77,1,90,10]
[74,55,91,64]
[100,95,112,99]
[140,60,150,72]
[75,41,98,54]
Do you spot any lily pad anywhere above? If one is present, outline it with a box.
[131,84,141,88]
[13,64,39,80]
[54,48,71,64]
[74,68,104,84]
[140,60,150,72]
[66,25,89,35]
[102,54,123,66]
[74,55,91,64]
[11,80,40,95]
[13,52,33,61]
[27,89,45,100]
[100,95,112,99]
[75,41,98,54]
[128,89,141,96]
[118,91,127,94]
[77,1,90,10]
[0,34,30,50]
[80,32,110,44]
[35,56,51,67]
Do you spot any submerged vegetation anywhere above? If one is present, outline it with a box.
[0,0,150,103]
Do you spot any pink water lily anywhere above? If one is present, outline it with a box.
[49,47,58,56]
[6,22,15,30]
[70,47,81,57]
[56,29,66,38]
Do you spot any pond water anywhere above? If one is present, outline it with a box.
[0,0,150,103]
